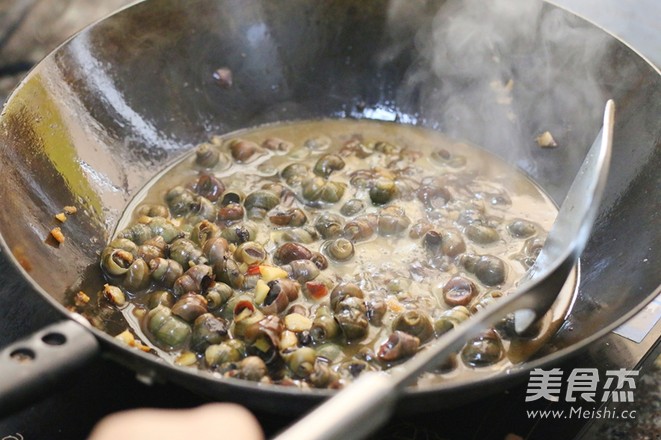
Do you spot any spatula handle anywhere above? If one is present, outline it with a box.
[0,320,99,416]
[272,373,398,440]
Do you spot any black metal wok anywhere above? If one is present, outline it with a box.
[0,0,659,416]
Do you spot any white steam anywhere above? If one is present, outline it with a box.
[388,0,612,184]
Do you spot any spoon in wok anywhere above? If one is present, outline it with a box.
[274,99,615,440]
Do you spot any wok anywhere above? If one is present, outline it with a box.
[0,0,659,416]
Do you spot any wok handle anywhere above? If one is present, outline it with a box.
[272,373,398,440]
[0,319,99,416]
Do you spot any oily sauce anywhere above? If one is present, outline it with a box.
[90,119,575,388]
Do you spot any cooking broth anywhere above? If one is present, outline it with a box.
[87,119,575,388]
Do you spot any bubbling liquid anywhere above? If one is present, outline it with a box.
[90,119,572,389]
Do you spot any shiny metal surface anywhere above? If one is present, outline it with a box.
[0,0,659,413]
[0,320,98,415]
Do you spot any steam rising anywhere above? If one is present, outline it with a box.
[388,0,611,183]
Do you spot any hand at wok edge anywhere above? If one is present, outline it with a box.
[87,403,264,440]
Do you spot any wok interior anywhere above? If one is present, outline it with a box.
[0,0,659,411]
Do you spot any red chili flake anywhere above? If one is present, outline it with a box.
[306,282,328,299]
[246,264,261,276]
[234,300,255,315]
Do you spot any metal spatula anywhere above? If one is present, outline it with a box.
[274,100,614,440]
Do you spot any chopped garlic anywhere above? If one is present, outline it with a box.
[259,265,288,282]
[254,279,270,304]
[115,329,150,352]
[74,291,90,307]
[50,227,65,243]
[284,313,313,332]
[115,329,135,345]
[536,131,558,148]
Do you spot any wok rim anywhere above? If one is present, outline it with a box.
[0,0,659,406]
